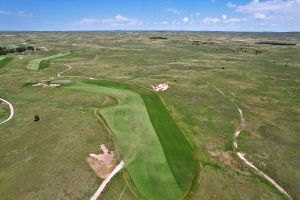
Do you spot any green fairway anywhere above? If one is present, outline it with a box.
[26,52,70,70]
[66,80,196,200]
[0,57,13,68]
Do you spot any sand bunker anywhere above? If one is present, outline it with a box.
[151,83,170,92]
[40,47,49,51]
[87,144,116,179]
[33,83,60,88]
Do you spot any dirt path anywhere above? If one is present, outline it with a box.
[205,82,292,200]
[0,98,14,125]
[57,64,95,80]
[90,161,125,200]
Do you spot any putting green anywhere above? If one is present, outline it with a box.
[67,80,196,200]
[26,52,70,70]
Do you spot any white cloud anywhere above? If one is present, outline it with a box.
[227,2,237,8]
[254,13,267,20]
[222,16,246,23]
[162,21,169,25]
[236,0,300,13]
[76,18,99,26]
[222,14,227,20]
[196,12,201,16]
[0,10,32,17]
[182,17,189,23]
[75,15,142,27]
[166,8,181,14]
[228,18,242,22]
[202,17,220,25]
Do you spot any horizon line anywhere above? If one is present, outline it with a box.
[0,30,300,33]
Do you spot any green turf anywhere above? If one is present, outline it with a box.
[66,80,196,200]
[0,57,13,68]
[39,59,51,69]
[26,52,70,70]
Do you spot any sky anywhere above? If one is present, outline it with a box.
[0,0,299,32]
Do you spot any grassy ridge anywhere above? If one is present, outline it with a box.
[26,52,70,70]
[0,57,13,68]
[66,80,197,199]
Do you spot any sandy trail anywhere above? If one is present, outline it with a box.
[57,64,95,80]
[205,82,292,200]
[0,98,14,125]
[90,161,125,200]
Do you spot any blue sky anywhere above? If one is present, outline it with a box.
[0,0,299,31]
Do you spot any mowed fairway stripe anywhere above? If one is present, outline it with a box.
[0,57,13,68]
[66,80,196,200]
[26,52,71,70]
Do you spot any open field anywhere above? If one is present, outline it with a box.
[26,52,71,70]
[0,32,299,200]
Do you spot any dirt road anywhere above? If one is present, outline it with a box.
[205,82,292,200]
[90,161,125,200]
[0,98,14,125]
[57,64,94,80]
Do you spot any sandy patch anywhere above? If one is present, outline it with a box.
[151,83,170,92]
[33,83,60,88]
[209,150,239,168]
[87,144,116,179]
[40,47,49,51]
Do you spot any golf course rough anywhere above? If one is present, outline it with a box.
[26,52,71,70]
[66,80,197,200]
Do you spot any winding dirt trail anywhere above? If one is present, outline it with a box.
[205,81,292,200]
[57,64,95,80]
[0,98,14,125]
[90,161,125,200]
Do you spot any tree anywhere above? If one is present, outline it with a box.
[34,115,40,121]
[27,46,35,51]
[16,47,26,53]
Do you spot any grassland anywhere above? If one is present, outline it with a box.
[0,32,299,200]
[26,52,71,70]
[0,101,10,121]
